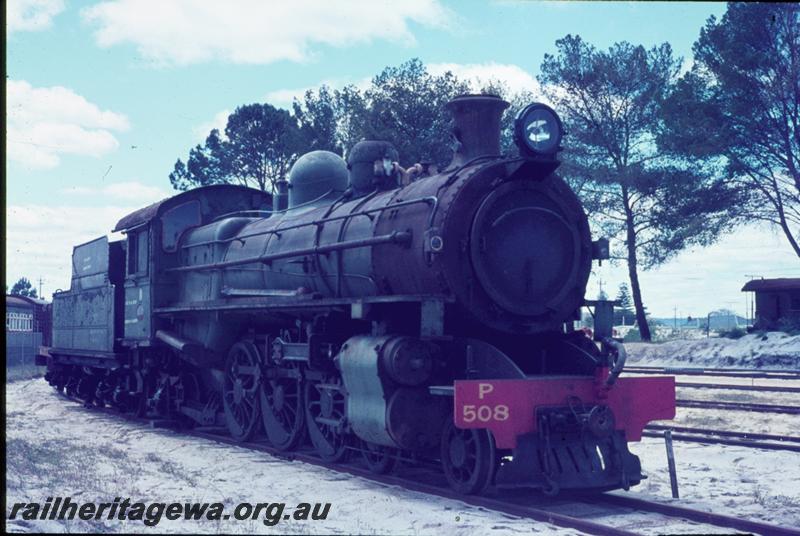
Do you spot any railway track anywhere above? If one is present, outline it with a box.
[624,366,800,380]
[644,424,800,452]
[55,390,799,536]
[676,381,800,393]
[676,398,800,414]
[189,428,800,536]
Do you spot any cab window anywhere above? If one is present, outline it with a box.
[162,201,201,252]
[127,229,149,276]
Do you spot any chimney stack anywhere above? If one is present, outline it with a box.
[445,94,509,167]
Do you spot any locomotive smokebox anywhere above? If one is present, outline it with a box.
[446,94,509,166]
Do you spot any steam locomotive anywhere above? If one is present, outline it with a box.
[39,94,675,495]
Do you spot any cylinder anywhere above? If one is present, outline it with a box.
[380,337,437,386]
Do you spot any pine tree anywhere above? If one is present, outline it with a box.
[614,283,635,326]
[10,277,38,298]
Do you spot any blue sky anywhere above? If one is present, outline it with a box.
[6,0,799,317]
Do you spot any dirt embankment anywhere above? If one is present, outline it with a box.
[625,332,800,369]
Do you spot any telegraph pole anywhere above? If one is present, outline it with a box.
[38,277,43,298]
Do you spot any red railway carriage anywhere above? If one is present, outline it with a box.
[40,94,675,495]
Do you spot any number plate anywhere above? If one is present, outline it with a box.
[453,377,676,449]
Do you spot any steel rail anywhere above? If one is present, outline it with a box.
[676,381,800,393]
[647,424,800,443]
[624,367,800,380]
[643,432,800,453]
[628,365,800,375]
[597,494,800,536]
[676,398,800,414]
[190,429,787,536]
[195,433,638,536]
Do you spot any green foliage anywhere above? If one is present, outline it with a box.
[293,59,550,171]
[169,129,229,191]
[659,3,800,256]
[170,103,303,192]
[616,283,633,311]
[174,58,540,194]
[292,86,341,154]
[614,283,635,326]
[169,60,471,192]
[538,35,738,341]
[360,59,472,168]
[10,277,38,298]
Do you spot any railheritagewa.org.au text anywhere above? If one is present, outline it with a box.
[8,497,331,527]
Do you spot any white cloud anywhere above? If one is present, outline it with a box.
[8,0,65,33]
[264,62,541,109]
[264,87,316,109]
[7,180,167,296]
[588,224,800,318]
[6,204,138,297]
[193,109,230,141]
[263,77,369,108]
[679,57,695,76]
[81,0,449,66]
[6,80,130,169]
[62,181,169,202]
[428,62,541,96]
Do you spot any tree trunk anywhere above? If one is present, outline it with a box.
[779,219,800,258]
[622,187,652,341]
[776,205,800,257]
[626,245,652,341]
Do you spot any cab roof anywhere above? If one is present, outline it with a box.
[113,184,271,232]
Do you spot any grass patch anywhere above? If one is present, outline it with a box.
[753,485,800,509]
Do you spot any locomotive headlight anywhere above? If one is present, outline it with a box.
[514,103,563,156]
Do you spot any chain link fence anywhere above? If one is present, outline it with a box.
[6,330,46,381]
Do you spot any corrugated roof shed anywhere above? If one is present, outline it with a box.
[5,295,49,307]
[741,278,800,292]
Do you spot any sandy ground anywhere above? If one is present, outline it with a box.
[621,334,800,528]
[6,378,800,534]
[5,379,573,535]
[627,437,800,528]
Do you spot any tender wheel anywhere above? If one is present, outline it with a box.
[222,341,263,442]
[109,369,135,414]
[361,440,397,474]
[304,376,349,462]
[260,363,305,450]
[440,420,496,495]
